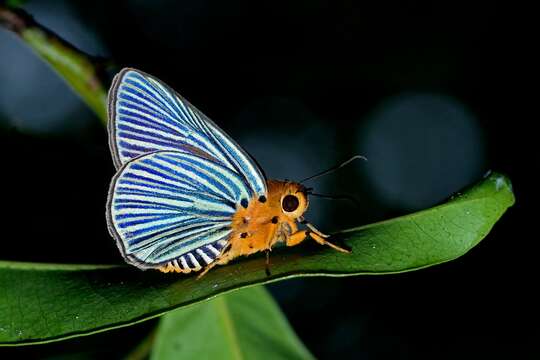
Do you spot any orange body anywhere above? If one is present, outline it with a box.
[159,179,348,275]
[228,180,304,257]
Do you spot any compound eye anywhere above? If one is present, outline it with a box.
[282,195,299,212]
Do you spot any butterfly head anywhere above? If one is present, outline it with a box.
[278,182,309,220]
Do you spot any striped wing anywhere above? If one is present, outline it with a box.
[106,151,251,270]
[108,68,267,199]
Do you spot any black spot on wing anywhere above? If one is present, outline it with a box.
[241,198,249,208]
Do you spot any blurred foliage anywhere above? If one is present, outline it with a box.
[151,286,314,360]
[4,1,26,7]
[0,4,108,123]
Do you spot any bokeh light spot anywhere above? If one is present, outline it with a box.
[358,93,486,210]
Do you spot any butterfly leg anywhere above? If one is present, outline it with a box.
[286,230,308,247]
[196,261,219,279]
[298,216,330,238]
[287,230,350,253]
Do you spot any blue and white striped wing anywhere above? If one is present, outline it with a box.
[108,68,267,199]
[106,151,251,271]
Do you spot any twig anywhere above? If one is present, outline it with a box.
[0,4,111,124]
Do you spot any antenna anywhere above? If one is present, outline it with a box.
[299,155,367,183]
[309,192,362,208]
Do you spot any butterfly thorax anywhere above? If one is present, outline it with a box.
[227,180,309,259]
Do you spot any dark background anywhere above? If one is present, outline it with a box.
[0,1,535,359]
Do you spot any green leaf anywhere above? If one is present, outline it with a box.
[0,172,514,346]
[151,286,313,360]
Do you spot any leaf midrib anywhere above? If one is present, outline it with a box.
[216,296,243,360]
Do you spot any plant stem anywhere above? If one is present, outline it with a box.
[0,4,111,124]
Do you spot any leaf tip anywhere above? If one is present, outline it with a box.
[486,171,515,206]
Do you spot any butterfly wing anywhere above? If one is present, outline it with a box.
[108,68,267,199]
[106,150,251,270]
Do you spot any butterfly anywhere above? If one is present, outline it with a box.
[106,68,350,277]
